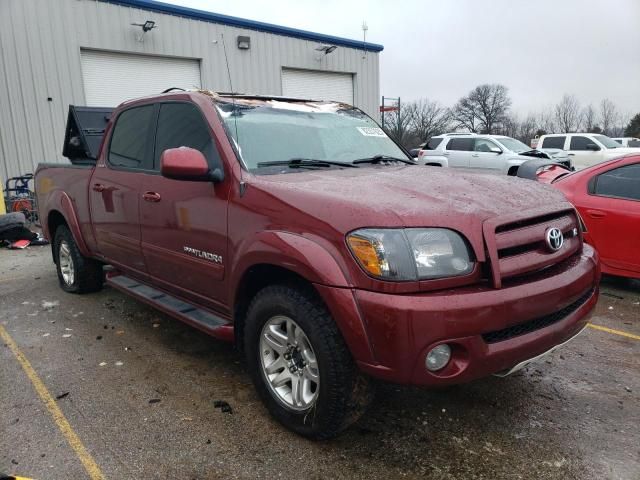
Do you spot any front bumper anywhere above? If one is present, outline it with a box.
[349,244,600,386]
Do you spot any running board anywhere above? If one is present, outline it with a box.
[106,274,234,342]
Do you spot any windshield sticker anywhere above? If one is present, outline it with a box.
[357,127,386,137]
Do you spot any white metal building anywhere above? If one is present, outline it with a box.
[0,0,383,180]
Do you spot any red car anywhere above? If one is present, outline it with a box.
[527,155,640,279]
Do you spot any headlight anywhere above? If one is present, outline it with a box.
[347,228,474,281]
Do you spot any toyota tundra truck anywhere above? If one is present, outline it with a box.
[35,91,600,439]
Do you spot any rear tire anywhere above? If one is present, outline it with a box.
[53,225,103,293]
[244,284,374,439]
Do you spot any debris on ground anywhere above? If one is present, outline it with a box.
[41,300,59,311]
[55,392,69,400]
[213,400,233,414]
[62,334,72,338]
[114,361,123,366]
[99,362,107,367]
[148,398,161,404]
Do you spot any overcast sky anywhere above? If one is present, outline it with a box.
[173,0,639,120]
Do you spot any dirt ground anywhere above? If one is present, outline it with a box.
[1,246,638,480]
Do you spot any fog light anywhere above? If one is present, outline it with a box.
[426,344,451,371]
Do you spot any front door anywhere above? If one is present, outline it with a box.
[139,102,230,311]
[568,135,603,169]
[468,138,503,172]
[89,104,156,276]
[580,162,640,274]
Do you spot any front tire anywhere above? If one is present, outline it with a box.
[244,284,374,439]
[53,225,103,293]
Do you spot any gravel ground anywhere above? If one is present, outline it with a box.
[1,246,638,480]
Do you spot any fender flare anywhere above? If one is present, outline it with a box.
[230,231,377,364]
[230,231,351,292]
[47,191,91,257]
[423,157,448,167]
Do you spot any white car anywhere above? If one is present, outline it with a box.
[417,133,571,175]
[537,133,640,169]
[612,137,640,148]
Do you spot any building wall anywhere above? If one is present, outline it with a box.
[0,0,380,180]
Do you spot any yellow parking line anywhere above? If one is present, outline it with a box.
[0,325,105,480]
[588,323,640,341]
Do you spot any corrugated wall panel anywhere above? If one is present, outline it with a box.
[0,0,381,180]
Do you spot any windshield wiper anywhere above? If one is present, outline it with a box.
[256,158,358,168]
[352,154,416,165]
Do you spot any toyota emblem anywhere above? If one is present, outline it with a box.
[545,227,564,251]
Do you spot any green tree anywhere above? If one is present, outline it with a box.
[624,113,640,137]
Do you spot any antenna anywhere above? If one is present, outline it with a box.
[361,21,368,59]
[220,33,245,188]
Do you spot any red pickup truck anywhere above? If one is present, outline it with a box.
[36,91,600,439]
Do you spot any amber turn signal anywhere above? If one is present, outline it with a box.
[347,235,384,277]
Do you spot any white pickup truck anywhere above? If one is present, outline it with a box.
[537,133,640,169]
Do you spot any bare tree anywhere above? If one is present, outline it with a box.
[582,104,599,132]
[554,94,581,133]
[599,98,620,136]
[451,84,511,134]
[451,95,480,132]
[518,114,539,145]
[406,99,451,143]
[382,107,413,147]
[498,113,520,139]
[536,108,557,135]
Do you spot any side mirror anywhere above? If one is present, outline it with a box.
[160,147,224,183]
[490,147,503,154]
[585,143,600,151]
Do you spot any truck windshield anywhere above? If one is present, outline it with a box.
[594,135,622,149]
[216,100,409,171]
[496,137,531,153]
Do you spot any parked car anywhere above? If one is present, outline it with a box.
[612,137,640,148]
[518,155,640,279]
[417,133,571,175]
[36,92,599,439]
[537,133,640,170]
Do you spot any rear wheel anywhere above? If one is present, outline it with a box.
[245,284,374,439]
[53,225,103,293]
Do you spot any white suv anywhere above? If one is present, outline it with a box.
[537,133,640,169]
[417,133,571,175]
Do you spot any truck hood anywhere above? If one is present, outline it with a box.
[251,166,569,246]
[604,147,640,156]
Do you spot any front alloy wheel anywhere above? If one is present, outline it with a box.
[260,315,319,410]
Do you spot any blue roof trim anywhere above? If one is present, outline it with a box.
[103,0,384,52]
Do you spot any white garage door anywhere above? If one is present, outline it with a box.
[281,68,354,105]
[80,50,201,107]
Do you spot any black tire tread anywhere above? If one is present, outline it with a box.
[244,284,374,440]
[53,225,103,294]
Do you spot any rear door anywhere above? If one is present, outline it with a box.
[443,137,473,168]
[89,104,156,275]
[139,101,230,310]
[468,138,503,171]
[567,135,603,169]
[580,162,640,274]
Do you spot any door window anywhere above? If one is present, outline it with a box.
[154,102,221,170]
[446,138,474,151]
[594,163,640,201]
[473,138,499,152]
[108,105,155,169]
[541,136,565,149]
[570,136,597,150]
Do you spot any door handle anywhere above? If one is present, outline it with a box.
[567,153,575,156]
[471,154,479,157]
[442,151,450,156]
[92,183,105,192]
[142,191,161,203]
[586,209,605,219]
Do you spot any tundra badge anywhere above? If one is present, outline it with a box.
[183,246,223,264]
